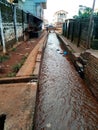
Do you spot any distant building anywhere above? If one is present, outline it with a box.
[53,10,68,28]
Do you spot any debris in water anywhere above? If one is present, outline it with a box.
[63,51,67,55]
[46,123,51,128]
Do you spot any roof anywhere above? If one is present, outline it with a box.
[54,10,68,15]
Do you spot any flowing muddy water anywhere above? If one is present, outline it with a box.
[34,33,98,130]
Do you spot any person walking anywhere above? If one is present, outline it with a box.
[46,26,48,33]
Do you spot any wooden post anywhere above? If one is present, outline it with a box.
[0,7,6,54]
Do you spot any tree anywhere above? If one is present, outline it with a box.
[73,6,92,19]
[81,7,92,18]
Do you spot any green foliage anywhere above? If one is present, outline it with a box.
[94,12,98,16]
[7,55,28,77]
[7,72,16,77]
[12,47,16,51]
[0,55,10,63]
[82,7,92,18]
[12,63,22,73]
[73,6,94,19]
[12,55,27,73]
[73,15,79,19]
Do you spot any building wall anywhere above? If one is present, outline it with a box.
[18,0,45,19]
[83,52,98,100]
[18,0,36,16]
[34,0,46,3]
[3,23,15,43]
[0,2,27,50]
[34,0,47,9]
[36,3,44,19]
[0,0,47,52]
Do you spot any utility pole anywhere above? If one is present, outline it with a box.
[87,0,96,49]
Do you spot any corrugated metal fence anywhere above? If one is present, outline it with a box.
[62,17,98,50]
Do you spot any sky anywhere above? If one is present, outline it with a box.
[44,0,98,23]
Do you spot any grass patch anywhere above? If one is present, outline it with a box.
[7,55,28,77]
[7,72,16,77]
[0,55,10,63]
[12,47,16,51]
[71,49,75,53]
[12,63,22,73]
[12,55,27,73]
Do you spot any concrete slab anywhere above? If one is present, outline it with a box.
[0,82,37,130]
[33,62,40,76]
[16,33,47,77]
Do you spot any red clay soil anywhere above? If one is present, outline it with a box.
[0,37,42,78]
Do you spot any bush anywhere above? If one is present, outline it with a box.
[12,63,22,73]
[7,72,16,77]
[0,55,10,63]
[12,55,28,73]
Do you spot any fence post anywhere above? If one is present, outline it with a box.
[71,21,74,42]
[13,5,18,42]
[22,10,24,33]
[77,21,81,47]
[67,21,70,39]
[0,6,6,54]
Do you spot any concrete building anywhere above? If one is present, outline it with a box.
[0,0,47,53]
[53,10,68,28]
[18,0,46,19]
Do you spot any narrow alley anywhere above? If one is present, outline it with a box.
[33,32,98,130]
[0,1,98,130]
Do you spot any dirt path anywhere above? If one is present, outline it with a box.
[0,31,46,78]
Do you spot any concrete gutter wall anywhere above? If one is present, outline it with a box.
[57,33,98,100]
[83,52,98,100]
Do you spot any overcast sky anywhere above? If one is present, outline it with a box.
[44,0,98,23]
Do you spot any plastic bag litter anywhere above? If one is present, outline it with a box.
[63,51,67,55]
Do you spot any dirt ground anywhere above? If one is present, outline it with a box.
[0,36,43,78]
[0,35,44,129]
